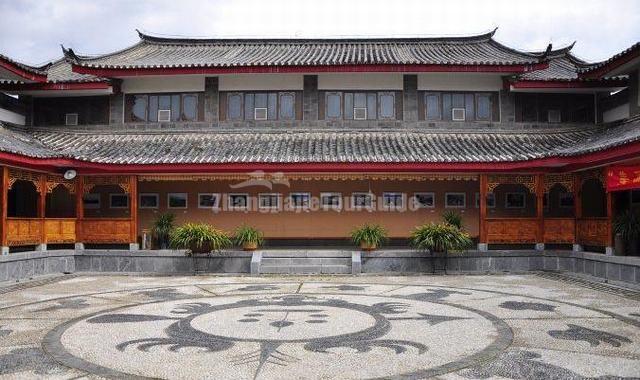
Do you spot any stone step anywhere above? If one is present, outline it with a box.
[260,264,351,274]
[260,257,351,266]
[261,250,353,258]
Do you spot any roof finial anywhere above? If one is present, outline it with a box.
[136,29,146,40]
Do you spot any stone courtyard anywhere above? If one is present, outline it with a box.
[0,274,638,379]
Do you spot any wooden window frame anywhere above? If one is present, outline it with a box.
[228,193,249,211]
[414,192,435,209]
[139,193,159,209]
[109,193,129,209]
[167,193,188,209]
[351,192,373,210]
[382,192,405,210]
[126,93,203,123]
[82,193,101,209]
[475,192,495,209]
[320,192,342,211]
[258,193,281,210]
[289,192,311,210]
[445,192,466,209]
[505,192,526,209]
[198,193,221,210]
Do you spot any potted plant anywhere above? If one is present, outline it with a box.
[613,210,640,256]
[442,210,464,230]
[234,225,264,251]
[410,222,472,273]
[151,213,175,249]
[351,224,388,251]
[169,223,232,256]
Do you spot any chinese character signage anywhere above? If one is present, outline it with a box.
[607,165,640,192]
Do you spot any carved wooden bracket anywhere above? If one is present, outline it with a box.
[45,175,76,194]
[84,176,131,194]
[487,174,536,193]
[8,169,43,193]
[139,173,479,182]
[543,173,574,193]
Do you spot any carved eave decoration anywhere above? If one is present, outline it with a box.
[139,173,479,182]
[46,175,76,194]
[544,173,574,193]
[487,174,536,193]
[84,176,131,194]
[7,168,43,193]
[580,168,605,188]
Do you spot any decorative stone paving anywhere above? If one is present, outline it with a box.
[0,274,638,379]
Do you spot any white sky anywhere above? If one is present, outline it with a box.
[1,0,639,66]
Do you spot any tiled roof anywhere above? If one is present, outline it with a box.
[517,45,593,81]
[1,119,639,165]
[44,59,106,83]
[578,42,640,74]
[63,29,545,69]
[0,54,50,84]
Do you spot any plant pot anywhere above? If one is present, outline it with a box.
[243,242,258,251]
[189,243,212,255]
[360,242,377,251]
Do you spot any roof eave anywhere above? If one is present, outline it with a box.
[0,56,48,83]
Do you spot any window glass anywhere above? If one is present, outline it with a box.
[445,193,466,208]
[344,93,353,119]
[139,193,159,209]
[354,93,367,108]
[229,194,248,209]
[132,95,147,121]
[171,94,181,121]
[279,93,295,120]
[425,93,440,120]
[254,93,268,108]
[326,93,342,119]
[442,93,452,121]
[465,93,475,120]
[321,193,342,209]
[267,93,278,120]
[379,93,395,119]
[158,95,171,111]
[383,192,404,209]
[414,193,435,208]
[244,93,254,120]
[183,94,198,121]
[476,94,491,120]
[259,194,280,209]
[352,193,373,209]
[168,193,188,209]
[198,193,219,209]
[227,93,243,120]
[148,95,159,122]
[367,93,377,120]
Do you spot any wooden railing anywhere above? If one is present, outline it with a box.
[78,218,132,244]
[543,218,575,244]
[44,218,76,244]
[6,218,42,246]
[486,218,538,244]
[577,217,609,247]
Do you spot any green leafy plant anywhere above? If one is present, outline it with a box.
[170,223,232,255]
[410,222,473,253]
[442,210,464,230]
[350,224,388,250]
[151,213,175,249]
[234,225,264,250]
[613,210,640,244]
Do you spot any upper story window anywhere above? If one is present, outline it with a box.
[514,93,594,123]
[222,92,299,121]
[33,96,109,126]
[421,92,498,122]
[126,93,203,123]
[321,91,400,121]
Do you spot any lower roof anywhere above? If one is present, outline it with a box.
[0,118,639,168]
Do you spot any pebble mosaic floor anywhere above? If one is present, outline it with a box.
[0,274,638,379]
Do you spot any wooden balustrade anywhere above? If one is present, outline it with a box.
[576,218,609,247]
[543,218,576,244]
[44,218,76,244]
[79,218,132,244]
[486,218,539,244]
[6,218,43,246]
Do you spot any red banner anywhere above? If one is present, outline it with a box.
[607,165,640,192]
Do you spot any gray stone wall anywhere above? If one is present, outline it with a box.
[204,77,219,122]
[109,93,124,124]
[303,75,318,120]
[402,75,418,121]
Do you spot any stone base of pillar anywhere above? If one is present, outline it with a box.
[250,251,262,275]
[351,251,362,274]
[535,243,545,251]
[477,243,488,252]
[74,243,85,250]
[35,243,47,251]
[572,244,583,252]
[605,246,614,256]
[129,243,140,251]
[1,246,8,256]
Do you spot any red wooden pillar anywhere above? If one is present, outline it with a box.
[535,174,545,251]
[573,173,582,251]
[75,176,84,250]
[1,167,8,255]
[37,174,47,250]
[478,174,488,251]
[129,175,138,250]
[606,185,614,255]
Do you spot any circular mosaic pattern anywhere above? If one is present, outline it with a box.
[45,292,510,379]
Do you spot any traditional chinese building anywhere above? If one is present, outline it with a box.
[0,30,638,254]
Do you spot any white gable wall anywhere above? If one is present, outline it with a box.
[218,74,303,91]
[121,76,205,93]
[318,73,403,90]
[418,73,503,91]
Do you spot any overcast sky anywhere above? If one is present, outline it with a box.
[1,0,639,66]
